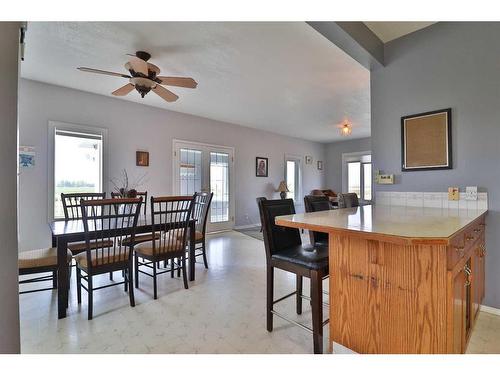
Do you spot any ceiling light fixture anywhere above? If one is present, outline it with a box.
[340,122,352,136]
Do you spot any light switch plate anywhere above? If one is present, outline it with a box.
[465,186,478,201]
[448,187,460,201]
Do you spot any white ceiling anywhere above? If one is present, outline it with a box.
[364,22,436,43]
[21,22,370,143]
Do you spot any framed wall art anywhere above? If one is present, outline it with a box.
[136,151,149,167]
[401,108,452,171]
[256,157,268,177]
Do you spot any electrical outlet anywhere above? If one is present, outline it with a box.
[448,187,459,201]
[465,186,478,201]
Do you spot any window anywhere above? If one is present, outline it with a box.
[49,122,106,220]
[285,155,302,203]
[343,152,372,202]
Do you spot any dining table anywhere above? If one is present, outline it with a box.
[50,217,197,319]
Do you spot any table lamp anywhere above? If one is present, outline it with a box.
[276,180,289,199]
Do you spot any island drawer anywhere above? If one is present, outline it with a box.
[447,217,485,269]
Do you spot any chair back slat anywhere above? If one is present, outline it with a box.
[111,191,148,219]
[150,196,195,257]
[193,192,213,235]
[80,198,142,272]
[62,192,106,220]
[256,198,301,261]
[304,195,330,244]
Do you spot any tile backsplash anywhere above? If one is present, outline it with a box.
[375,191,488,210]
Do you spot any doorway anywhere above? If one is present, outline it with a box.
[173,140,235,232]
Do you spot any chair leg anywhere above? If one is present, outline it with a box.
[76,267,82,304]
[88,275,93,320]
[128,264,135,307]
[153,260,158,300]
[202,240,208,269]
[52,270,58,289]
[266,266,274,332]
[124,268,128,292]
[177,257,181,277]
[170,258,174,278]
[109,271,113,281]
[134,254,139,288]
[182,256,189,289]
[310,270,323,354]
[296,275,303,315]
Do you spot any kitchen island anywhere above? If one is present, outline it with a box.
[276,205,488,354]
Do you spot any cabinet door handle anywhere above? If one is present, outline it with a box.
[474,229,481,233]
[466,236,474,241]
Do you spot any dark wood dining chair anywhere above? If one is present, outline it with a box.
[112,191,160,247]
[61,192,115,280]
[134,196,195,299]
[337,192,359,208]
[75,197,142,320]
[18,248,72,294]
[190,191,213,269]
[257,197,329,354]
[303,195,330,246]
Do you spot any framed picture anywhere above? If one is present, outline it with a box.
[317,161,323,170]
[19,146,35,168]
[255,157,268,177]
[305,155,313,165]
[136,151,149,167]
[401,108,452,171]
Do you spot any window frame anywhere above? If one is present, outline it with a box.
[48,121,108,221]
[342,151,372,202]
[284,154,302,205]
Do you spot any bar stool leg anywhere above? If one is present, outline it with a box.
[266,266,274,332]
[296,275,303,315]
[310,270,323,354]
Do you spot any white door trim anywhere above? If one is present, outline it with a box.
[172,139,235,232]
[341,150,371,193]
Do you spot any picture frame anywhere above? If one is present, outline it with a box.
[401,108,452,171]
[136,151,149,167]
[317,160,323,170]
[305,155,313,165]
[255,157,268,177]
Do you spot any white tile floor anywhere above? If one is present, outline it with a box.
[19,231,500,354]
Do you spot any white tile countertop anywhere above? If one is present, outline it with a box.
[276,204,487,241]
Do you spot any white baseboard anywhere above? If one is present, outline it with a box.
[480,304,500,316]
[234,224,260,230]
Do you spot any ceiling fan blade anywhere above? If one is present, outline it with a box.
[112,83,135,96]
[152,85,179,102]
[77,67,130,78]
[128,56,149,76]
[157,76,198,89]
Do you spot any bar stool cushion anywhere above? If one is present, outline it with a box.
[75,249,130,269]
[272,244,329,270]
[19,248,72,270]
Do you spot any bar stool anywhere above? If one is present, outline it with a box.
[257,197,329,354]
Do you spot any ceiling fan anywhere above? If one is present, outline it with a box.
[77,51,197,103]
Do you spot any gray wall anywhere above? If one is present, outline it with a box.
[371,22,500,308]
[18,79,326,250]
[325,137,371,192]
[0,22,21,353]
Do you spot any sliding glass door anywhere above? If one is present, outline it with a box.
[173,140,234,232]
